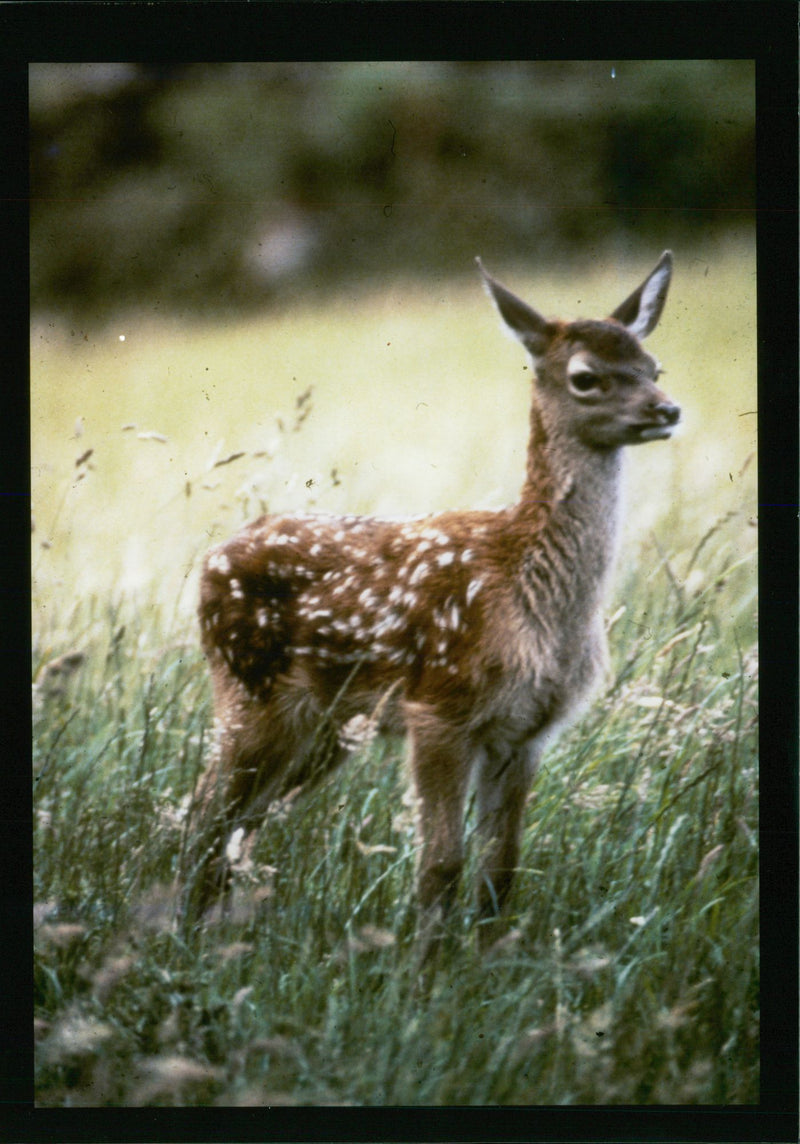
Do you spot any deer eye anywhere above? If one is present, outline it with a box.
[568,371,601,395]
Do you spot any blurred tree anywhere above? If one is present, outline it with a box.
[30,61,754,322]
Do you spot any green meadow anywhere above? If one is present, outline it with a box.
[33,236,758,1105]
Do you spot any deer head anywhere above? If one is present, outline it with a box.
[476,252,680,450]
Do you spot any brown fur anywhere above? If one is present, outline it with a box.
[185,253,680,954]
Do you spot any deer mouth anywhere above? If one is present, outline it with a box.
[634,423,677,442]
[630,402,681,442]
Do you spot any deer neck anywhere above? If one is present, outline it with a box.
[513,402,624,609]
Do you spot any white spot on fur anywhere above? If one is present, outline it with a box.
[408,562,430,586]
[373,611,406,639]
[421,527,450,544]
[208,551,231,574]
[466,577,484,606]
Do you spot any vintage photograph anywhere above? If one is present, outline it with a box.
[32,60,757,1106]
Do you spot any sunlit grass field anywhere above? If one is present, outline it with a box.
[32,235,758,1105]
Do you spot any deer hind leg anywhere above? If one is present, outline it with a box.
[182,686,283,924]
[183,671,344,924]
[405,704,475,963]
[474,737,542,950]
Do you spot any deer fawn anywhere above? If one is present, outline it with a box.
[186,252,679,955]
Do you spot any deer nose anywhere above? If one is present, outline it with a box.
[655,401,681,425]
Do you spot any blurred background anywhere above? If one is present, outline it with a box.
[30,61,756,611]
[31,61,753,320]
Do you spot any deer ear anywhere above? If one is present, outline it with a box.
[476,257,553,360]
[609,250,673,339]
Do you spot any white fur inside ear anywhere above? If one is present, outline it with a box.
[493,315,548,365]
[627,261,671,340]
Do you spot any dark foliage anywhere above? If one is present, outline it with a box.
[30,62,754,321]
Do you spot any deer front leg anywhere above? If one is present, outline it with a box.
[474,738,541,950]
[406,707,473,965]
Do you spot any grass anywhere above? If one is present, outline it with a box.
[32,236,758,1105]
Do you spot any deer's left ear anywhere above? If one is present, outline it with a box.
[610,251,673,340]
[476,257,555,361]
